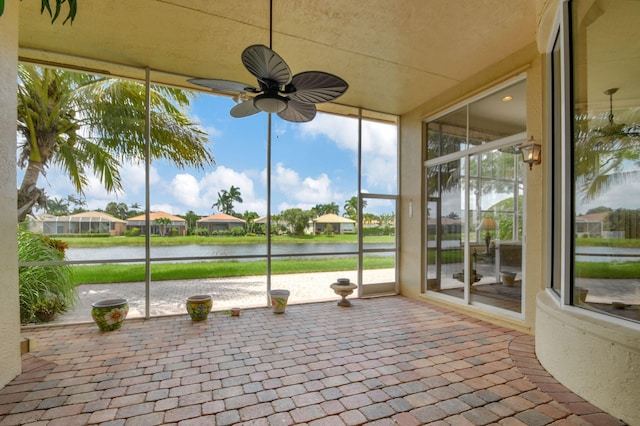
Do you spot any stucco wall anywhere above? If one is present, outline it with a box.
[0,0,22,388]
[536,292,640,424]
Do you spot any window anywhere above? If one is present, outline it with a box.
[552,0,640,322]
[549,24,564,295]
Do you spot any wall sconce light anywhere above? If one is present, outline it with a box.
[519,136,541,170]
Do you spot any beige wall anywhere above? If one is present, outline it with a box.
[398,43,542,333]
[537,293,640,424]
[0,0,22,388]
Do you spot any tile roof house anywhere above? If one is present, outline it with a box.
[311,213,356,235]
[197,213,246,234]
[127,211,186,236]
[28,211,127,236]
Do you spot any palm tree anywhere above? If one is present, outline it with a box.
[45,197,69,216]
[105,202,129,220]
[312,202,339,217]
[227,186,243,214]
[343,196,366,222]
[574,112,640,202]
[212,185,243,215]
[17,64,215,222]
[153,217,172,237]
[182,210,201,235]
[1,1,77,24]
[66,194,86,213]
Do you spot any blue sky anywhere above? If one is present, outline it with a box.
[25,92,398,218]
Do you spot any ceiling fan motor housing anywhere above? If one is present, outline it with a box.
[254,92,289,113]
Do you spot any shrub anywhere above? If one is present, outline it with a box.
[231,226,246,236]
[125,227,141,236]
[193,227,209,236]
[18,228,76,323]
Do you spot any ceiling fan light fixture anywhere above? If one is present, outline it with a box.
[254,93,289,113]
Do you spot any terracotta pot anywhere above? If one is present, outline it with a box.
[91,299,129,331]
[186,295,212,321]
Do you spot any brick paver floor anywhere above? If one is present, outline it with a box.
[1,297,626,425]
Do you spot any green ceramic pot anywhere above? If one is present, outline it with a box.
[91,299,129,331]
[186,295,212,321]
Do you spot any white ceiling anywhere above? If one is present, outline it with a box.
[17,0,536,117]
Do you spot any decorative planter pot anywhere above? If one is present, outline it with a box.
[269,289,290,314]
[500,271,517,287]
[230,308,241,317]
[91,299,129,331]
[330,281,358,307]
[186,295,212,321]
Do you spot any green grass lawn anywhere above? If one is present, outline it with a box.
[71,257,394,284]
[574,262,640,279]
[576,237,640,248]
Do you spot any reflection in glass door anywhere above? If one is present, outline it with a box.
[468,148,524,313]
[426,147,524,313]
[425,161,465,301]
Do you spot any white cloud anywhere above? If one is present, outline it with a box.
[299,113,358,152]
[577,179,640,214]
[271,162,344,209]
[120,162,160,198]
[169,174,201,208]
[166,166,263,216]
[299,113,398,194]
[150,203,181,215]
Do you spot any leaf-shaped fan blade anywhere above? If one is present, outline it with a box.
[278,100,317,123]
[242,45,292,86]
[230,100,260,118]
[188,78,257,93]
[288,71,348,104]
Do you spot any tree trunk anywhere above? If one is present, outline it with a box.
[17,160,46,223]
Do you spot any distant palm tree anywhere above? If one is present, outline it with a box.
[45,197,69,216]
[343,196,366,222]
[153,217,172,237]
[312,202,339,216]
[17,64,215,222]
[212,185,243,215]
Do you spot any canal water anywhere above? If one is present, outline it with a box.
[66,242,396,262]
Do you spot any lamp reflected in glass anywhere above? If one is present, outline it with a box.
[480,217,496,252]
[520,136,542,170]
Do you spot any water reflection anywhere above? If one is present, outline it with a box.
[66,243,395,262]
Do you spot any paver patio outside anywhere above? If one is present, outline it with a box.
[1,296,626,425]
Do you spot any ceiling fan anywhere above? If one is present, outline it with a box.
[188,1,348,123]
[593,88,640,139]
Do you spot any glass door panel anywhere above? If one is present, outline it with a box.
[425,160,465,299]
[468,149,523,313]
